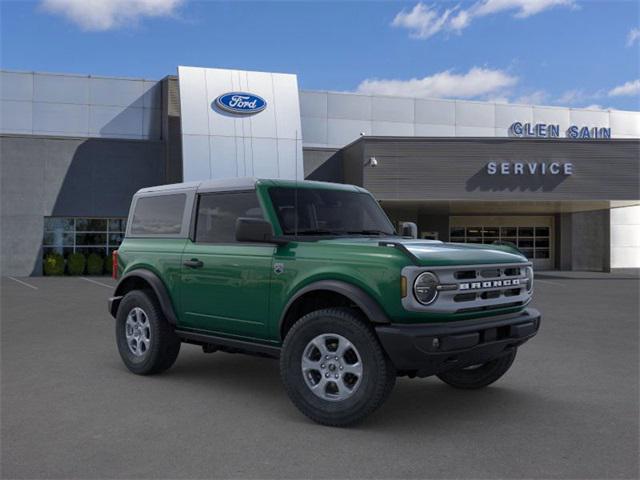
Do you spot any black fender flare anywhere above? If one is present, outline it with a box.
[110,269,178,325]
[279,280,391,332]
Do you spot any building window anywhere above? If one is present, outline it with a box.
[43,217,127,259]
[450,225,550,260]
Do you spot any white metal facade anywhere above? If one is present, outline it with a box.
[178,66,303,182]
[2,69,639,147]
[611,205,640,268]
[0,71,161,140]
[299,91,640,148]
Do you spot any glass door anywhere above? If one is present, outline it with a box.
[450,216,554,270]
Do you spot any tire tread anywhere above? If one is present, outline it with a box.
[436,348,517,389]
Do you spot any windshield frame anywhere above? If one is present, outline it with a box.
[267,186,397,239]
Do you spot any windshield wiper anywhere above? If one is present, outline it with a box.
[346,230,394,236]
[294,229,347,236]
[290,229,395,237]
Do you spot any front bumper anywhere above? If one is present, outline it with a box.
[108,295,123,318]
[375,308,541,377]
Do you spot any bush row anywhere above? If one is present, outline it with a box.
[44,252,113,276]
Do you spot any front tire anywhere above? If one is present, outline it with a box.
[116,290,181,375]
[280,308,396,427]
[436,348,517,389]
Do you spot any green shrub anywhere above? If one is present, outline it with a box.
[67,252,86,275]
[43,253,65,276]
[87,253,103,275]
[104,253,113,276]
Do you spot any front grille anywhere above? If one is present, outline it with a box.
[402,262,532,314]
[480,290,500,300]
[447,263,530,313]
[456,301,525,314]
[454,293,476,302]
[480,269,500,278]
[455,270,476,280]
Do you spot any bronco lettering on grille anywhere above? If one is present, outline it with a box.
[459,279,520,290]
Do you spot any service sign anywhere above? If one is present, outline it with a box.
[487,161,574,176]
[214,92,267,115]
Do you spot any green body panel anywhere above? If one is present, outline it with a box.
[116,238,188,315]
[180,242,275,338]
[117,179,530,346]
[267,240,410,339]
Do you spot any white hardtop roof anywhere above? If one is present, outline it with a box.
[135,177,258,195]
[134,177,368,196]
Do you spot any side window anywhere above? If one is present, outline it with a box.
[130,194,186,235]
[195,191,263,243]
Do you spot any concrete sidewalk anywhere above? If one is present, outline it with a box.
[537,269,640,280]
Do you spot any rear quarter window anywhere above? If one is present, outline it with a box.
[130,194,186,235]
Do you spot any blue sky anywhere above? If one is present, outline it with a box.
[1,0,639,110]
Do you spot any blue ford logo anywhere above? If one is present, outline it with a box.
[214,92,266,115]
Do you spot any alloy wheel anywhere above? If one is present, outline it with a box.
[301,333,363,401]
[125,307,151,357]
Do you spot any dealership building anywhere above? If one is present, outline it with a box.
[1,66,639,275]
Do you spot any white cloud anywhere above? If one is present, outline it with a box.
[470,0,577,19]
[355,71,638,109]
[515,90,548,105]
[627,28,640,47]
[392,1,576,39]
[356,67,518,99]
[485,96,511,104]
[40,0,184,31]
[608,79,640,97]
[557,89,587,105]
[391,3,457,39]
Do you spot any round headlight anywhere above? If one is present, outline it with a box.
[525,266,534,293]
[414,272,439,305]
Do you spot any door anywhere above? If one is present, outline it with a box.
[449,216,555,270]
[180,190,275,339]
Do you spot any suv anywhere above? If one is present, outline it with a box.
[109,178,540,426]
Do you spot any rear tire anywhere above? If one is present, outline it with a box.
[116,290,181,375]
[436,348,517,389]
[280,308,396,427]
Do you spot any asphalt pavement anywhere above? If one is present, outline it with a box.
[1,274,638,479]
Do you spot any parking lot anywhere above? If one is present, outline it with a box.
[1,273,638,479]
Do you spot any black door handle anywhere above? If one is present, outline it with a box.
[183,259,204,268]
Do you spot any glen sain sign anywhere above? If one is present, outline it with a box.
[213,92,267,115]
[510,122,611,139]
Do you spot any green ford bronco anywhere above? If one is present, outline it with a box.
[109,178,540,426]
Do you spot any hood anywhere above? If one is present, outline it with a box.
[318,237,527,266]
[399,239,527,266]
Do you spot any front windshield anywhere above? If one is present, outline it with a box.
[268,187,396,237]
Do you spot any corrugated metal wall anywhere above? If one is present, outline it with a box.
[342,137,640,201]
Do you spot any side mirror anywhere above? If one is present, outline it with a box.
[400,222,418,239]
[236,218,287,245]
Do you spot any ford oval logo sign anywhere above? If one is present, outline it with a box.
[214,92,267,115]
